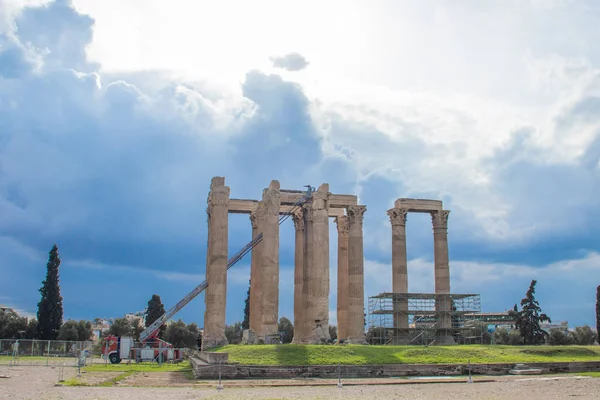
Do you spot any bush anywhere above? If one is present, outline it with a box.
[571,325,598,345]
[548,328,575,345]
[492,327,522,345]
[492,327,510,344]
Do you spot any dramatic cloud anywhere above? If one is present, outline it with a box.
[1,0,600,329]
[270,52,310,72]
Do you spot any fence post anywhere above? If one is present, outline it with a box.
[337,362,343,388]
[467,359,473,383]
[216,361,223,390]
[46,341,50,366]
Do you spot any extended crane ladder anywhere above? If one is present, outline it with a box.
[139,186,314,342]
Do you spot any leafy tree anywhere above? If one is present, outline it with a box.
[509,280,551,345]
[26,318,38,339]
[571,325,598,345]
[596,286,600,341]
[76,320,93,341]
[57,320,80,341]
[57,320,92,341]
[278,317,294,344]
[0,308,30,338]
[547,328,575,345]
[131,317,144,340]
[329,325,337,341]
[145,294,166,338]
[242,279,251,330]
[224,321,243,344]
[36,245,64,340]
[108,318,134,336]
[492,327,523,345]
[164,319,198,348]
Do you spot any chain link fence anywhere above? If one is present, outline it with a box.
[0,338,103,366]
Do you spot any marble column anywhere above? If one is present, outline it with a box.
[202,177,229,349]
[291,208,305,344]
[346,205,367,344]
[335,215,349,342]
[432,210,452,343]
[259,181,281,341]
[387,208,409,344]
[248,210,263,335]
[306,184,331,343]
[295,202,314,344]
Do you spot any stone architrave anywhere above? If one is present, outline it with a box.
[249,210,263,334]
[291,208,305,344]
[305,184,331,343]
[258,181,281,339]
[335,215,349,342]
[387,208,409,344]
[431,210,453,343]
[346,205,367,344]
[202,177,230,349]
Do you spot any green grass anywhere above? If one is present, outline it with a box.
[212,345,600,366]
[63,371,135,387]
[84,360,191,372]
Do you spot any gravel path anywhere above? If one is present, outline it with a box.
[1,365,599,399]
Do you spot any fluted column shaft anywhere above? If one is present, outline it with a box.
[291,209,306,343]
[388,208,409,343]
[335,215,349,342]
[346,205,367,344]
[249,211,262,334]
[259,181,281,339]
[307,184,331,343]
[202,177,229,349]
[432,210,452,342]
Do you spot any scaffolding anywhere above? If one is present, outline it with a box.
[367,292,482,345]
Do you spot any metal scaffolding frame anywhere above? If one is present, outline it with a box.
[367,292,482,345]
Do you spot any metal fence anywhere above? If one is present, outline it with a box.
[0,338,100,366]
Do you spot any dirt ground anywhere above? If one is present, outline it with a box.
[1,365,599,399]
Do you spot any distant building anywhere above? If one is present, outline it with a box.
[541,321,569,332]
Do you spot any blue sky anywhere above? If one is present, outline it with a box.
[1,0,599,328]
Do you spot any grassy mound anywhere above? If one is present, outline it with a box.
[213,345,600,366]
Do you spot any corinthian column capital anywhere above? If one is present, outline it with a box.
[292,209,305,231]
[387,208,408,226]
[347,205,367,226]
[249,212,259,229]
[431,210,450,229]
[335,215,349,233]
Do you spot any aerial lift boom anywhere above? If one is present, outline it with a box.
[138,185,314,343]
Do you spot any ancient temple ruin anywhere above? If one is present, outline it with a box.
[202,177,367,348]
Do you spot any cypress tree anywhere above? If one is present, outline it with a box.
[145,294,166,338]
[511,280,551,345]
[36,244,64,340]
[242,279,250,330]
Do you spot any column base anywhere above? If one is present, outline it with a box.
[346,335,368,345]
[434,333,455,345]
[201,333,229,350]
[293,328,331,344]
